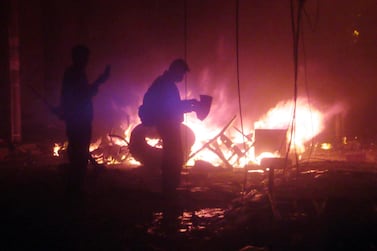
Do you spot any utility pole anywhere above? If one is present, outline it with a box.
[8,0,22,143]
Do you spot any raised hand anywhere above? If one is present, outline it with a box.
[95,64,111,85]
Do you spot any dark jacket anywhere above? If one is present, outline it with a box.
[140,71,187,126]
[61,65,98,124]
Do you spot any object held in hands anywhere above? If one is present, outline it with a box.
[195,95,212,120]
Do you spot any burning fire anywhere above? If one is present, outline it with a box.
[53,97,341,168]
[53,143,65,157]
[184,98,328,167]
[254,98,324,154]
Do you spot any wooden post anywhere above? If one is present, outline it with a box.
[9,0,21,143]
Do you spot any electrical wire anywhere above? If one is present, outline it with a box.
[303,0,320,32]
[234,0,248,193]
[286,0,306,174]
[287,0,320,167]
[183,0,188,99]
[300,20,316,162]
[299,0,321,163]
[182,0,190,168]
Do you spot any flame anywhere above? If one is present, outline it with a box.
[255,152,280,165]
[53,143,65,157]
[254,98,324,154]
[320,143,332,150]
[145,137,162,148]
[89,138,102,152]
[185,97,327,167]
[52,97,341,169]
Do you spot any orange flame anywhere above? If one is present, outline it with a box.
[254,98,324,154]
[53,98,344,169]
[185,97,335,167]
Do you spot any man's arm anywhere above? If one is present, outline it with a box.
[92,65,111,89]
[180,99,199,113]
[86,64,111,98]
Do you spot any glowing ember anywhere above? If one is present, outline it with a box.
[89,138,102,152]
[53,143,65,157]
[255,152,280,165]
[320,143,332,150]
[145,137,162,148]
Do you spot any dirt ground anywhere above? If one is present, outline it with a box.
[0,154,242,251]
[1,146,377,251]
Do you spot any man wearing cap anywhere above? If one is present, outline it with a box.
[139,58,198,197]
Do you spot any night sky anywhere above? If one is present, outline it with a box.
[12,0,377,141]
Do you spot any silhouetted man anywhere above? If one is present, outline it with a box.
[60,44,110,195]
[139,59,198,197]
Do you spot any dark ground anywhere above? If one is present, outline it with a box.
[1,145,377,251]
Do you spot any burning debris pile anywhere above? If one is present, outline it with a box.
[51,97,357,170]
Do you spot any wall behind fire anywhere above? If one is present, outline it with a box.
[10,0,377,143]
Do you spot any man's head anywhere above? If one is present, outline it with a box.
[168,58,189,82]
[72,44,90,68]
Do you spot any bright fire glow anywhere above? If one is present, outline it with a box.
[146,137,162,148]
[320,143,332,150]
[183,98,326,167]
[255,152,280,165]
[53,97,341,169]
[89,138,102,152]
[254,98,324,154]
[53,143,65,157]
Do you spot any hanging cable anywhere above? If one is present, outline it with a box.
[182,0,191,172]
[300,0,320,162]
[303,0,320,32]
[234,0,248,193]
[285,0,305,174]
[183,0,188,99]
[300,25,315,161]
